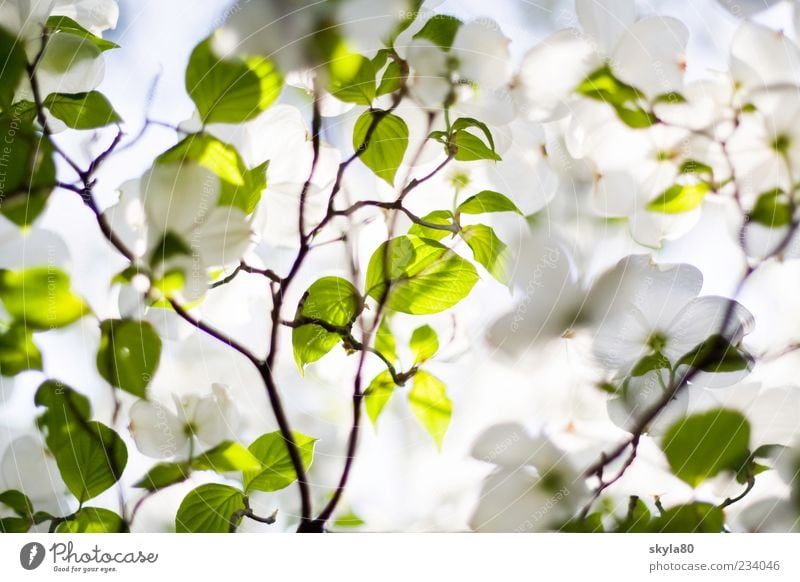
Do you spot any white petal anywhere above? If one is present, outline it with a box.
[730,21,800,91]
[51,0,119,34]
[192,384,240,447]
[192,207,253,268]
[666,295,754,361]
[516,28,601,122]
[629,207,701,248]
[715,0,783,17]
[451,19,512,89]
[592,170,638,217]
[128,400,190,459]
[612,17,689,99]
[576,0,636,55]
[37,33,105,96]
[104,179,148,259]
[1,435,67,504]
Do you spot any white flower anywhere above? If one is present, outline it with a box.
[607,367,690,435]
[128,384,240,459]
[591,255,754,377]
[469,423,588,532]
[715,0,784,17]
[1,435,67,505]
[730,20,800,94]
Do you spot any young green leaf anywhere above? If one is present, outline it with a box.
[407,210,455,241]
[410,325,439,363]
[243,432,317,493]
[0,28,28,108]
[219,160,268,214]
[45,16,119,51]
[648,503,725,533]
[461,224,512,285]
[678,335,753,374]
[374,318,398,364]
[96,319,162,399]
[364,370,396,427]
[56,507,128,533]
[191,441,262,473]
[292,277,362,369]
[365,235,479,315]
[408,371,451,449]
[453,130,501,162]
[412,14,463,50]
[328,54,377,105]
[176,484,246,533]
[352,110,409,186]
[749,189,793,228]
[186,34,283,124]
[35,381,128,502]
[0,324,43,376]
[0,490,34,520]
[377,60,405,96]
[661,408,751,487]
[646,183,710,214]
[133,462,191,492]
[0,268,89,330]
[457,191,521,215]
[44,91,122,129]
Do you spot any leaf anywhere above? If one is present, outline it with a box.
[750,189,793,228]
[413,14,463,50]
[328,54,376,105]
[365,235,479,315]
[56,507,128,533]
[333,511,365,528]
[157,133,244,185]
[461,224,512,284]
[191,441,262,473]
[457,191,521,215]
[186,34,283,124]
[0,268,89,330]
[577,65,643,106]
[0,489,34,532]
[0,116,56,226]
[45,16,119,51]
[0,516,31,532]
[377,60,404,96]
[292,277,362,369]
[353,110,409,186]
[364,370,396,428]
[219,160,268,214]
[616,497,651,533]
[176,484,246,533]
[453,130,501,162]
[35,381,127,502]
[374,317,398,364]
[0,27,27,108]
[648,503,725,533]
[44,91,121,129]
[408,371,451,449]
[243,432,317,493]
[678,334,753,374]
[0,324,43,376]
[410,325,438,363]
[407,210,455,241]
[133,462,191,492]
[647,183,710,214]
[96,319,162,398]
[661,408,751,487]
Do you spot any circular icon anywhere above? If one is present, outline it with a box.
[20,542,46,570]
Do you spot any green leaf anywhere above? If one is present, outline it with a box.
[56,507,128,533]
[377,60,405,96]
[616,497,651,533]
[647,182,710,214]
[0,324,43,376]
[157,133,244,185]
[630,352,671,377]
[0,516,31,532]
[45,16,119,51]
[133,462,191,492]
[176,484,246,533]
[328,54,376,105]
[561,513,605,533]
[461,224,512,284]
[219,160,268,214]
[0,490,33,517]
[96,319,162,398]
[35,381,128,502]
[407,210,455,241]
[413,14,462,50]
[353,110,409,186]
[364,370,396,428]
[333,511,365,528]
[186,34,283,124]
[292,277,362,369]
[661,408,751,487]
[577,65,643,106]
[365,235,479,315]
[0,268,89,330]
[0,116,56,226]
[408,370,451,449]
[191,441,262,473]
[374,317,398,364]
[648,503,725,533]
[0,27,27,108]
[410,325,438,363]
[678,334,753,374]
[243,432,317,493]
[614,105,657,129]
[750,189,793,228]
[44,91,121,129]
[453,130,501,162]
[457,191,521,215]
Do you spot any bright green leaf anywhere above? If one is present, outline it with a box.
[408,370,451,449]
[374,317,398,364]
[750,189,793,228]
[219,160,268,214]
[243,432,317,493]
[44,91,121,129]
[56,507,128,533]
[661,408,751,487]
[461,224,512,284]
[191,441,262,473]
[365,235,479,315]
[133,462,190,492]
[186,34,283,124]
[96,319,162,399]
[0,324,43,376]
[377,60,405,96]
[0,268,89,330]
[407,210,455,241]
[45,16,119,51]
[413,14,462,50]
[457,191,521,215]
[353,110,409,186]
[333,511,365,528]
[0,27,27,108]
[176,483,246,533]
[364,370,395,428]
[0,490,33,518]
[647,183,710,214]
[410,325,438,363]
[648,502,725,533]
[453,130,501,162]
[329,54,376,105]
[678,334,753,374]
